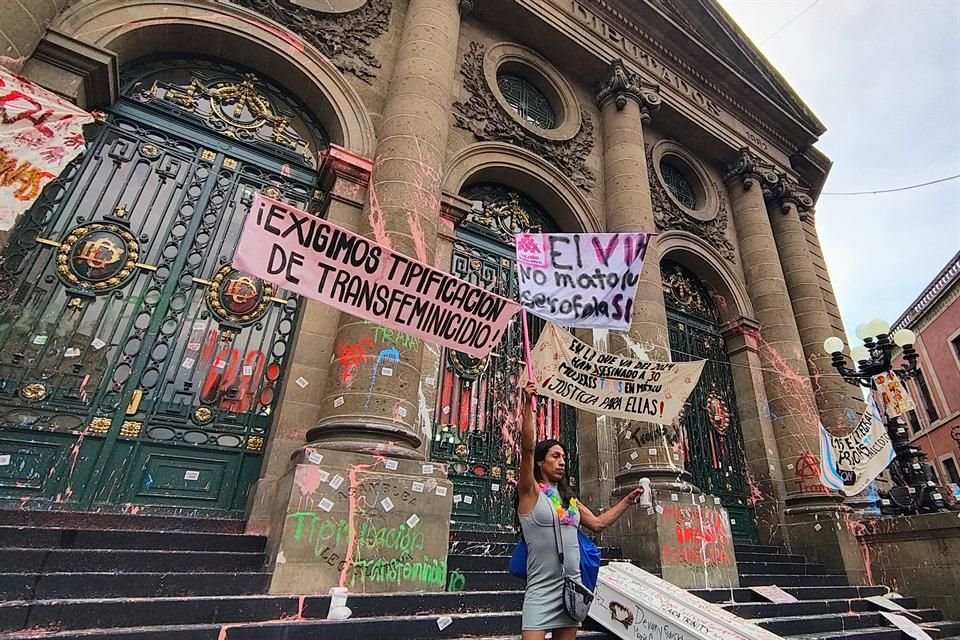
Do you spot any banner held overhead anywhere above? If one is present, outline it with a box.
[516,232,652,329]
[235,194,519,358]
[531,324,704,424]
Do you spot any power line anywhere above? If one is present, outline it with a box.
[757,0,820,45]
[821,173,960,196]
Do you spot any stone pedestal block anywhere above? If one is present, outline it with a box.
[620,491,739,589]
[266,447,454,594]
[782,508,866,584]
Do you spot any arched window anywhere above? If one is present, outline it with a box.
[496,73,557,129]
[660,160,697,209]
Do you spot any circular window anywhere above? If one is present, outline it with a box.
[496,72,556,129]
[660,160,698,209]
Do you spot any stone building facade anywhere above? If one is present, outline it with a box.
[891,251,960,494]
[0,0,870,588]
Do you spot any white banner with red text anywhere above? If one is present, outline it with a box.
[0,67,94,230]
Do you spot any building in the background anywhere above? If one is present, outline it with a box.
[891,251,960,494]
[0,0,871,594]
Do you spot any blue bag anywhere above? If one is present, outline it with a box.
[508,537,527,578]
[507,531,601,590]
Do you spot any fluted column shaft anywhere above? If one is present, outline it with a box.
[308,0,466,457]
[726,177,835,507]
[769,200,856,435]
[595,61,694,498]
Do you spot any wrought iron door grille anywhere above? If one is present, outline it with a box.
[432,185,578,530]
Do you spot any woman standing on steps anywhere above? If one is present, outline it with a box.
[516,381,646,640]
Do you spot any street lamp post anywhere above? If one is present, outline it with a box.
[824,320,950,516]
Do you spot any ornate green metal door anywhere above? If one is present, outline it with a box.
[0,58,326,517]
[662,261,759,543]
[430,185,578,530]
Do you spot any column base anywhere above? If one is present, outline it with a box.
[264,446,454,594]
[306,420,423,459]
[614,491,739,589]
[782,498,867,584]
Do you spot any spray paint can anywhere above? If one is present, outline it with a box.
[637,477,652,507]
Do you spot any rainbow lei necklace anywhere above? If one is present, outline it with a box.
[540,483,578,525]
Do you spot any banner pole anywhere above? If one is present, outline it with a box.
[521,310,534,382]
[520,310,537,411]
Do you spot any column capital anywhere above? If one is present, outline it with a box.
[767,172,816,216]
[723,146,779,191]
[458,0,474,14]
[596,59,661,120]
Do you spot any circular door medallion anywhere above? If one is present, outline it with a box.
[57,224,139,291]
[206,265,273,325]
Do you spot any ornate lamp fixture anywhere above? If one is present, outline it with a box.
[824,321,951,515]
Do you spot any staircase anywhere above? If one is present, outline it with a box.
[0,524,958,639]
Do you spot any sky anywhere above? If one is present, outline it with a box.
[717,0,960,344]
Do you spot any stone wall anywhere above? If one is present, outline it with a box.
[853,512,960,619]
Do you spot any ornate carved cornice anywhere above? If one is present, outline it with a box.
[595,59,661,120]
[767,172,815,215]
[723,146,778,191]
[453,42,596,191]
[232,0,391,83]
[724,147,815,215]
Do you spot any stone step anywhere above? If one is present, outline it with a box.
[0,511,245,534]
[0,548,266,573]
[694,584,888,603]
[448,530,518,543]
[0,571,272,600]
[0,591,533,633]
[733,543,781,555]
[447,539,620,559]
[453,570,526,591]
[0,611,528,640]
[738,573,849,587]
[785,628,910,640]
[0,595,305,634]
[726,597,918,618]
[734,552,807,564]
[0,526,266,552]
[448,553,625,572]
[759,609,943,636]
[735,561,827,575]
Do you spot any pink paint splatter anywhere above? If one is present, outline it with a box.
[339,456,387,588]
[366,178,391,251]
[294,466,323,497]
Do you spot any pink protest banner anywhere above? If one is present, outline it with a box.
[234,194,519,358]
[0,67,95,231]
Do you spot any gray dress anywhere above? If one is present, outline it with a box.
[518,488,582,631]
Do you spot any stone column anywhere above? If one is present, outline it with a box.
[724,150,833,507]
[767,177,856,436]
[306,0,469,458]
[725,149,864,581]
[596,62,737,589]
[596,60,685,488]
[0,0,70,71]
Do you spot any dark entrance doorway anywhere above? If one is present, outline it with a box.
[662,261,759,543]
[0,58,326,517]
[430,184,578,530]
